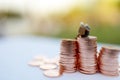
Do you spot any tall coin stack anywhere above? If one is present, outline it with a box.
[59,39,78,73]
[98,46,120,76]
[77,36,98,74]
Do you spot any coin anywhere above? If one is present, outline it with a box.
[64,70,76,73]
[43,69,61,78]
[100,70,119,76]
[40,63,57,70]
[28,60,44,67]
[79,69,97,74]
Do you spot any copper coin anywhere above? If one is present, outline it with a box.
[43,69,61,78]
[28,60,44,67]
[40,63,57,70]
[64,70,76,73]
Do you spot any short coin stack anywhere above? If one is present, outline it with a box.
[59,39,78,73]
[98,46,120,76]
[77,36,98,74]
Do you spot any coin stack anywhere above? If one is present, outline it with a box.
[98,46,120,76]
[77,36,98,74]
[59,39,78,73]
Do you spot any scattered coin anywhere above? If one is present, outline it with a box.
[43,69,61,78]
[40,63,57,70]
[28,60,44,67]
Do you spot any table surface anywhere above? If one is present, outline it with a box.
[0,35,120,80]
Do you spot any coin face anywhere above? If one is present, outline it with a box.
[40,63,57,70]
[102,46,120,52]
[28,60,44,67]
[43,69,61,78]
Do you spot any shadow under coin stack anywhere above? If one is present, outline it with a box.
[59,39,78,73]
[77,36,98,74]
[98,46,120,76]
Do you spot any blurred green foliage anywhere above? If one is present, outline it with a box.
[91,25,120,44]
[52,24,120,45]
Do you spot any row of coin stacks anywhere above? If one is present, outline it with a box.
[59,22,120,76]
[59,37,120,76]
